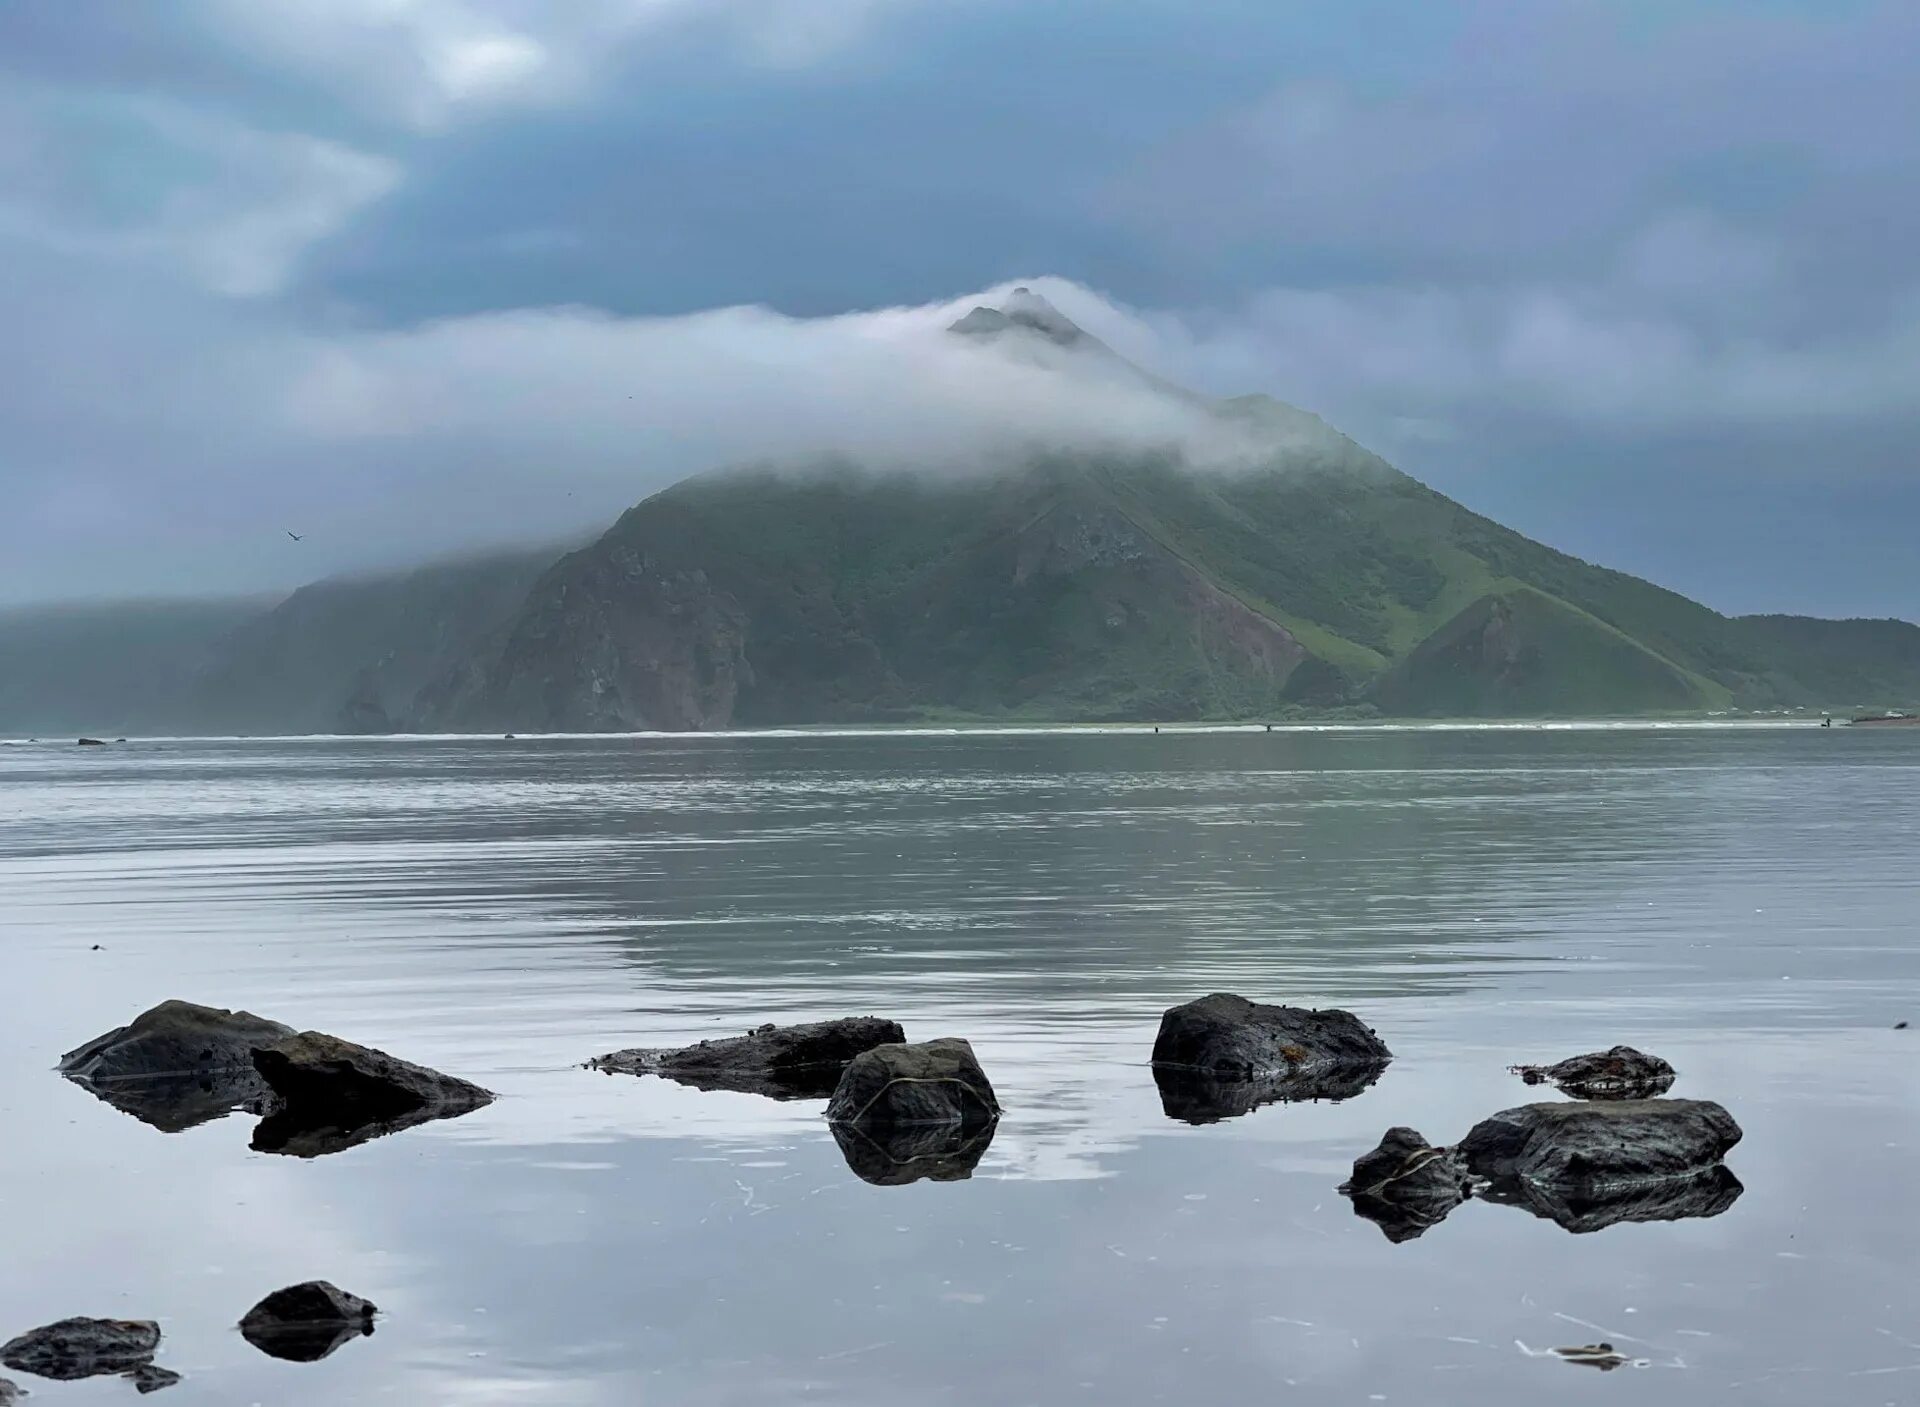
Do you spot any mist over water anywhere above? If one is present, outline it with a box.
[1,726,1915,1403]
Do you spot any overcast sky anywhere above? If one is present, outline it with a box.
[2,0,1917,617]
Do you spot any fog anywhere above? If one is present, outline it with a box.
[1,273,1307,604]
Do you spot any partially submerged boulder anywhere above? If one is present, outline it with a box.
[1154,1061,1384,1125]
[1150,993,1390,1079]
[1339,1127,1474,1243]
[0,1377,22,1404]
[249,1032,492,1157]
[1459,1098,1741,1190]
[1511,1045,1675,1100]
[825,1038,999,1128]
[593,1017,904,1100]
[58,1000,294,1131]
[240,1282,377,1363]
[1488,1163,1744,1234]
[0,1318,160,1382]
[832,1121,997,1186]
[125,1364,180,1394]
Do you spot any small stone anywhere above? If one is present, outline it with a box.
[826,1038,999,1128]
[0,1318,160,1382]
[1511,1045,1675,1100]
[1150,993,1390,1078]
[240,1282,377,1362]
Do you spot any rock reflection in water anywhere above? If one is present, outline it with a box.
[1483,1164,1745,1234]
[1154,1062,1384,1125]
[831,1120,998,1186]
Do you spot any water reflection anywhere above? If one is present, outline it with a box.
[1482,1163,1745,1234]
[1154,1063,1385,1124]
[832,1121,999,1186]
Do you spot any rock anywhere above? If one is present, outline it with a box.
[1150,993,1390,1079]
[1154,1061,1383,1124]
[825,1038,999,1128]
[240,1282,377,1362]
[1339,1127,1475,1243]
[1487,1163,1744,1234]
[58,1000,294,1132]
[1511,1045,1675,1100]
[1896,1020,1909,1030]
[253,1032,493,1122]
[832,1121,997,1186]
[0,1377,23,1403]
[76,738,106,746]
[1458,1098,1741,1190]
[0,1318,160,1381]
[593,1017,905,1100]
[1549,1344,1634,1371]
[125,1364,180,1393]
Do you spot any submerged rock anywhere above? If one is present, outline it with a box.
[59,1000,294,1132]
[240,1282,377,1362]
[0,1378,22,1404]
[249,1032,492,1157]
[1154,1061,1384,1124]
[1548,1343,1635,1371]
[1487,1163,1744,1234]
[125,1364,180,1394]
[1339,1127,1475,1243]
[0,1318,160,1382]
[593,1017,904,1100]
[1459,1098,1741,1190]
[826,1038,999,1128]
[832,1120,998,1186]
[1150,993,1390,1079]
[1511,1045,1675,1100]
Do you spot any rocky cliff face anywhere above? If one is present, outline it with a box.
[419,543,750,730]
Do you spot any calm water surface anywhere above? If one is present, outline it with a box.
[1,726,1915,1404]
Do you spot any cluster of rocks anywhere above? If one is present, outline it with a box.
[1340,1044,1743,1241]
[597,1019,1001,1185]
[59,1000,494,1157]
[0,1282,373,1394]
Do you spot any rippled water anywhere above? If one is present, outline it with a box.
[1,726,1915,1404]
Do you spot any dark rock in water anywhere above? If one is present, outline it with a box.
[0,1318,160,1381]
[254,1032,492,1119]
[59,1000,294,1132]
[1154,1061,1384,1124]
[1897,1021,1909,1030]
[1459,1098,1741,1190]
[1339,1127,1475,1243]
[125,1364,180,1393]
[1550,1344,1634,1371]
[1511,1045,1675,1100]
[1486,1163,1743,1234]
[76,738,107,746]
[240,1282,377,1362]
[832,1120,997,1186]
[0,1377,22,1403]
[248,1032,492,1156]
[1150,993,1390,1078]
[826,1038,999,1128]
[594,1017,904,1100]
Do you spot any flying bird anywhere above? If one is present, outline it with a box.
[286,531,304,541]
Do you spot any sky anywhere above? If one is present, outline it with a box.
[1,0,1917,618]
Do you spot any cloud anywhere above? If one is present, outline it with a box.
[0,84,399,297]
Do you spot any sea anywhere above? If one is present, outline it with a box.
[1,724,1914,1404]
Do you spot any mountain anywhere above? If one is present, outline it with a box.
[189,547,555,734]
[0,598,267,737]
[414,292,1920,727]
[7,290,1918,734]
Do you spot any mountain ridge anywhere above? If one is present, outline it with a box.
[5,290,1918,734]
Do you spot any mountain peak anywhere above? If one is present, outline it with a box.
[947,286,1088,347]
